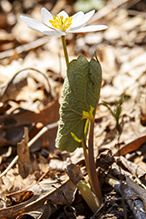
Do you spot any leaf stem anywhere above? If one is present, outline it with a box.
[82,137,91,183]
[61,35,69,68]
[88,119,102,203]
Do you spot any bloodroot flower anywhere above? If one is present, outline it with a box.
[20,7,107,36]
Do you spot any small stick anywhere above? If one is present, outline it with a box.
[0,36,50,59]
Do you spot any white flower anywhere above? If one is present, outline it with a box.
[20,7,107,36]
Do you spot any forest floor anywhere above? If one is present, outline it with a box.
[0,0,146,218]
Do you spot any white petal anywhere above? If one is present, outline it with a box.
[41,7,53,27]
[72,11,84,21]
[42,29,65,36]
[20,15,65,36]
[82,10,95,24]
[70,10,95,30]
[70,11,84,29]
[20,15,48,31]
[57,10,69,19]
[69,25,108,33]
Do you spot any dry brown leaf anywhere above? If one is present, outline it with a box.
[114,135,146,156]
[17,127,40,178]
[0,170,81,219]
[120,156,145,179]
[0,68,51,103]
[15,200,51,219]
[0,100,59,148]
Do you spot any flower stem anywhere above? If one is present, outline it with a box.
[61,35,69,68]
[88,118,102,203]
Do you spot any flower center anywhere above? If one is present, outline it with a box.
[49,15,72,32]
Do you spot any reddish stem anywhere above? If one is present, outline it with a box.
[88,119,102,203]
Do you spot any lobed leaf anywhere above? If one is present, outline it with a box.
[56,55,102,152]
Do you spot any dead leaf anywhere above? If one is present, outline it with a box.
[0,171,81,219]
[17,127,40,178]
[114,135,146,156]
[120,156,145,179]
[15,200,51,219]
[0,68,51,103]
[0,100,59,148]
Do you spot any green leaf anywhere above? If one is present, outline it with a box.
[56,55,102,152]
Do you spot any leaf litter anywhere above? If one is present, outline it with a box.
[0,0,146,218]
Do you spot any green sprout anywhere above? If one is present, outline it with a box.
[102,94,126,133]
[56,53,103,205]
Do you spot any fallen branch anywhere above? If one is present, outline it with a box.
[105,174,146,219]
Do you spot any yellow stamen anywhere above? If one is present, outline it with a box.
[49,14,72,32]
